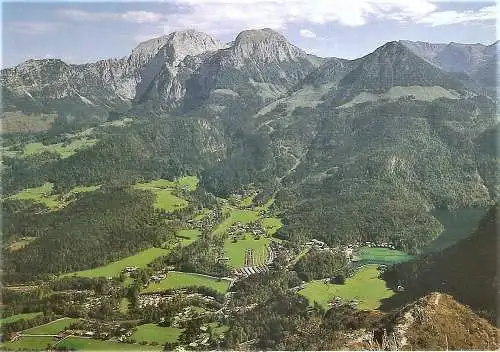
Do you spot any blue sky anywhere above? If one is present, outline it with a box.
[2,1,497,67]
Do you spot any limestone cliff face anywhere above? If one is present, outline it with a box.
[140,28,324,113]
[1,30,226,111]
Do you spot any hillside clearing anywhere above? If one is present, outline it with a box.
[298,265,394,310]
[22,317,80,335]
[62,247,171,278]
[131,324,184,344]
[223,236,270,268]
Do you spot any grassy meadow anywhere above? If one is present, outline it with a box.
[23,138,98,158]
[176,229,201,246]
[354,247,413,265]
[134,176,198,212]
[1,336,55,350]
[62,247,171,278]
[213,208,260,235]
[131,324,184,345]
[298,265,394,310]
[223,236,270,268]
[55,337,162,351]
[22,317,80,335]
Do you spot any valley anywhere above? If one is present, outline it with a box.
[1,26,498,351]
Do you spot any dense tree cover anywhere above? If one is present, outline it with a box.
[275,96,496,252]
[150,238,230,278]
[49,277,114,294]
[3,188,175,283]
[381,205,498,325]
[293,248,351,281]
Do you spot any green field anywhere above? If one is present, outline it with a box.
[298,265,394,310]
[23,138,97,158]
[6,182,59,208]
[176,229,201,246]
[261,217,283,236]
[131,324,184,345]
[2,336,55,350]
[141,271,230,294]
[207,323,230,336]
[134,177,198,212]
[354,247,413,265]
[68,185,101,194]
[55,337,162,351]
[6,183,101,210]
[238,192,257,207]
[62,247,171,278]
[0,312,43,325]
[213,208,260,235]
[223,236,270,268]
[119,298,130,314]
[22,317,80,335]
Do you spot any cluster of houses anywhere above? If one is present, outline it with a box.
[187,210,221,231]
[232,264,269,278]
[305,239,329,250]
[137,294,174,308]
[124,266,138,273]
[363,241,396,250]
[227,222,265,237]
[146,270,167,285]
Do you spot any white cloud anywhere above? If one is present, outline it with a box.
[120,11,165,24]
[416,5,497,26]
[58,9,165,24]
[300,29,316,38]
[169,0,440,31]
[9,21,59,35]
[55,1,498,38]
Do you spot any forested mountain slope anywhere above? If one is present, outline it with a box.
[381,205,499,325]
[1,28,498,272]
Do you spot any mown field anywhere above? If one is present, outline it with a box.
[298,265,394,310]
[260,217,283,236]
[141,271,230,294]
[62,247,171,278]
[22,317,80,335]
[131,324,184,345]
[134,176,198,212]
[223,236,270,268]
[55,337,162,351]
[2,336,55,350]
[5,183,101,210]
[213,208,260,235]
[119,298,130,314]
[176,229,201,246]
[354,247,413,265]
[23,137,98,158]
[0,312,43,325]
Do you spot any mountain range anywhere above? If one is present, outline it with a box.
[2,28,498,254]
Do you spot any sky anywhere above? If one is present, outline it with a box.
[1,0,497,67]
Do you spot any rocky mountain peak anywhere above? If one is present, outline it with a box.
[229,28,306,64]
[129,30,225,69]
[164,29,227,67]
[382,293,498,350]
[234,28,287,45]
[400,40,496,74]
